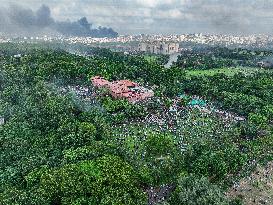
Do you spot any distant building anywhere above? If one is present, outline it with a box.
[91,76,154,103]
[138,41,179,55]
[257,61,273,69]
[14,54,22,58]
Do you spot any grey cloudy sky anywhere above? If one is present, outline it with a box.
[1,0,273,35]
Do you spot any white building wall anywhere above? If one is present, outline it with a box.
[139,42,179,54]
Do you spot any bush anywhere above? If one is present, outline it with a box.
[185,142,247,182]
[248,113,268,130]
[78,122,97,139]
[25,155,146,205]
[169,175,229,205]
[120,132,184,186]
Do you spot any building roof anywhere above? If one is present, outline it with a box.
[91,76,153,103]
[91,76,110,87]
[112,80,138,87]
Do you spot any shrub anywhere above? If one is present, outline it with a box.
[169,175,229,205]
[25,155,146,205]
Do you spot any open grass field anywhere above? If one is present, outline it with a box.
[144,55,158,62]
[186,67,272,77]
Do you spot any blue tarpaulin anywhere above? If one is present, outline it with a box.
[188,99,206,107]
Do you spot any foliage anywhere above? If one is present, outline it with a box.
[169,175,229,205]
[185,142,247,182]
[183,72,273,136]
[175,47,272,70]
[0,43,272,205]
[21,155,145,205]
[111,126,184,186]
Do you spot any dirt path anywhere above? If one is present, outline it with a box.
[227,162,273,205]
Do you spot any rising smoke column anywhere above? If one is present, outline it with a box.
[0,4,118,38]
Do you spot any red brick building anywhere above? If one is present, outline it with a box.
[91,76,154,103]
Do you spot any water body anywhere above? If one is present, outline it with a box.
[164,53,180,68]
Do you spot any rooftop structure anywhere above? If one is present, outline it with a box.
[139,41,179,55]
[91,76,154,103]
[91,76,110,88]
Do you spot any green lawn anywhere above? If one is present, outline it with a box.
[186,67,272,77]
[144,55,157,62]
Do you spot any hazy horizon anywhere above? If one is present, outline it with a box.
[1,0,273,36]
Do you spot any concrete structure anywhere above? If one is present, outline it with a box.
[91,76,154,103]
[257,61,273,69]
[138,41,179,55]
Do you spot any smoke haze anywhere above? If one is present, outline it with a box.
[0,4,118,37]
[1,1,273,35]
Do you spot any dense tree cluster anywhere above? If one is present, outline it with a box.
[183,73,273,137]
[1,43,272,205]
[175,47,272,70]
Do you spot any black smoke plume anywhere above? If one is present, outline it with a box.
[55,17,118,38]
[0,4,118,38]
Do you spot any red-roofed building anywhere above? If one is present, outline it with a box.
[91,76,154,103]
[91,76,110,88]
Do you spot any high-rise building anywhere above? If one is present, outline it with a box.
[138,41,179,54]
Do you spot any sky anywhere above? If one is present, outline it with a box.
[1,0,273,35]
